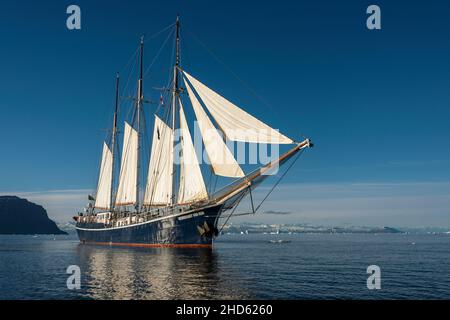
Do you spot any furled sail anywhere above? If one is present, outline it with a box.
[115,122,139,206]
[94,142,113,210]
[183,71,293,144]
[177,99,209,203]
[184,78,244,178]
[143,115,174,206]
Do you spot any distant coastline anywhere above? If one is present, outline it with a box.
[222,223,403,235]
[218,223,450,235]
[57,220,450,236]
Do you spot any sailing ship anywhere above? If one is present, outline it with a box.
[74,17,312,248]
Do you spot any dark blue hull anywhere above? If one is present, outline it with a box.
[76,205,222,248]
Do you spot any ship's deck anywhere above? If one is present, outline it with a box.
[75,202,222,231]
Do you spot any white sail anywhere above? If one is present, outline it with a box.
[183,71,293,144]
[143,115,174,206]
[94,142,113,210]
[184,78,244,178]
[177,99,209,203]
[115,122,138,206]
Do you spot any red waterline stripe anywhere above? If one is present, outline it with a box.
[81,241,213,248]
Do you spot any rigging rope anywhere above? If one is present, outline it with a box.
[218,189,248,234]
[218,148,304,230]
[254,148,303,212]
[186,30,284,125]
[143,28,175,77]
[143,22,176,42]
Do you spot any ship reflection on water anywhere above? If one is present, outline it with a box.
[75,244,251,300]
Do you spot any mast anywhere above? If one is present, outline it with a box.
[110,73,119,210]
[171,15,181,205]
[175,15,181,68]
[136,36,144,210]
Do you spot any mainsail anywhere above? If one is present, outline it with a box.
[177,99,209,203]
[184,78,244,178]
[183,71,293,144]
[143,115,174,206]
[94,142,113,210]
[115,122,139,206]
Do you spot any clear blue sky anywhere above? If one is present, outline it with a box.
[1,1,449,226]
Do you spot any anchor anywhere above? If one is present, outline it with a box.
[197,221,219,237]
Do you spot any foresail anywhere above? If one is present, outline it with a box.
[177,99,208,203]
[115,122,138,206]
[94,142,113,210]
[184,78,244,178]
[143,115,174,206]
[183,71,293,144]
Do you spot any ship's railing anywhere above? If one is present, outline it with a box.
[83,204,199,228]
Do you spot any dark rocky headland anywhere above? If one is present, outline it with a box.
[0,196,67,235]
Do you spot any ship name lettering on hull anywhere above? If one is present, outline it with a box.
[178,211,205,221]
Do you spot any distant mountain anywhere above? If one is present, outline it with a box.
[56,220,77,234]
[0,196,67,235]
[222,223,403,234]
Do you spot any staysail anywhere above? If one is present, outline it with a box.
[177,99,209,203]
[183,71,293,144]
[184,78,244,178]
[115,122,139,206]
[143,115,174,206]
[94,142,113,210]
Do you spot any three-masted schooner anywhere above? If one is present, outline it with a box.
[74,17,312,248]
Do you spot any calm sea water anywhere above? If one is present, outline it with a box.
[0,233,449,300]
